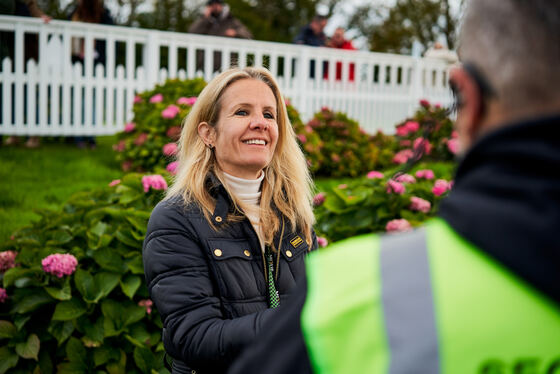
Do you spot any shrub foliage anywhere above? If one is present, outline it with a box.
[0,174,169,374]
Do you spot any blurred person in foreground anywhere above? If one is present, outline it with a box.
[229,1,560,373]
[143,67,317,374]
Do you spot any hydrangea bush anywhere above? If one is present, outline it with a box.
[313,161,456,242]
[114,79,207,172]
[300,108,398,178]
[0,173,170,374]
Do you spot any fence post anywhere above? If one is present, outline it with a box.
[296,47,310,120]
[144,31,160,89]
[411,57,424,113]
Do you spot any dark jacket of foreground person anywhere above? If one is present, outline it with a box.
[143,176,316,374]
[229,115,560,374]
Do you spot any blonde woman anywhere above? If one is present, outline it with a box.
[143,67,317,374]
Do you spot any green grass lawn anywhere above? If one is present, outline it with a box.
[0,136,123,242]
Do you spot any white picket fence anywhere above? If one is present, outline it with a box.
[0,15,453,136]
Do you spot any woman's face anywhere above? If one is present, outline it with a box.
[205,78,279,179]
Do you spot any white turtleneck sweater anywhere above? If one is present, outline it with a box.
[222,171,266,253]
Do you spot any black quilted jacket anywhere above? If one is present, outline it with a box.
[143,176,316,373]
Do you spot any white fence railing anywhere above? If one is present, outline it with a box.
[0,16,452,136]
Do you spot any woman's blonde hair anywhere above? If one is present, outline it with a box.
[166,67,315,247]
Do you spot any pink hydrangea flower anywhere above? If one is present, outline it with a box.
[367,171,384,179]
[395,173,416,184]
[386,180,406,195]
[386,219,412,233]
[149,93,163,103]
[410,196,431,213]
[133,95,142,104]
[331,154,340,162]
[0,288,7,303]
[400,140,412,147]
[393,149,414,164]
[162,105,180,119]
[142,175,168,193]
[321,106,330,112]
[405,121,420,133]
[122,160,132,172]
[297,134,307,144]
[134,133,148,146]
[419,99,431,108]
[113,140,126,152]
[317,237,328,248]
[313,192,325,206]
[304,125,313,134]
[447,138,459,154]
[284,98,291,106]
[163,142,178,156]
[415,169,435,180]
[0,250,17,273]
[108,179,121,187]
[138,299,153,314]
[451,130,458,139]
[177,97,197,106]
[338,184,347,190]
[396,125,410,137]
[42,253,78,278]
[432,179,451,196]
[166,161,178,175]
[124,122,136,133]
[413,137,432,155]
[166,126,182,140]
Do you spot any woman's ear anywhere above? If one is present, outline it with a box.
[198,122,215,147]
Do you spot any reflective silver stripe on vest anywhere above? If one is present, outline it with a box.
[380,228,440,374]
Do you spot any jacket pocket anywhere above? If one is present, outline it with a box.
[206,238,262,302]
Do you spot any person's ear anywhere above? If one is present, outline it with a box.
[449,66,484,150]
[198,122,216,148]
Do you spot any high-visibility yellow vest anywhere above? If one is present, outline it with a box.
[301,218,560,374]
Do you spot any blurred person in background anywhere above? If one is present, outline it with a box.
[326,27,356,82]
[229,0,560,373]
[294,15,328,80]
[189,0,252,73]
[143,67,317,374]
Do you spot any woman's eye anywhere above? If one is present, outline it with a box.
[264,112,275,119]
[235,110,248,116]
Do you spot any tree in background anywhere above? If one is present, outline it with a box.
[349,0,462,55]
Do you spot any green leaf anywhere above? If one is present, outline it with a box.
[57,361,88,374]
[101,300,125,337]
[66,337,87,365]
[129,323,151,346]
[124,305,146,327]
[93,248,125,272]
[13,315,31,331]
[3,267,39,288]
[93,345,119,367]
[94,272,120,301]
[48,321,74,345]
[106,349,127,374]
[38,348,54,374]
[89,221,108,237]
[133,346,158,374]
[74,269,96,302]
[118,186,142,205]
[11,291,53,314]
[52,298,87,321]
[120,275,142,299]
[0,346,19,374]
[0,321,17,339]
[46,229,73,246]
[126,255,145,274]
[45,279,72,300]
[83,317,104,346]
[116,229,141,248]
[15,333,40,361]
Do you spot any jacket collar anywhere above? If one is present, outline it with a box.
[439,114,560,305]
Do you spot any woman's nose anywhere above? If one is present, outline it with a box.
[249,114,268,130]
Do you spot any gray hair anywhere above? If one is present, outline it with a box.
[458,0,560,111]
